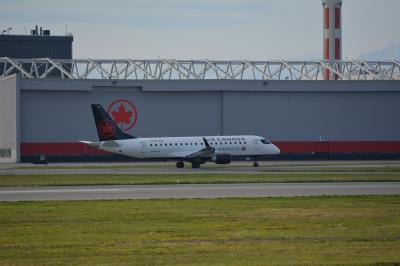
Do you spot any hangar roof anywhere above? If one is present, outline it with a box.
[1,57,399,81]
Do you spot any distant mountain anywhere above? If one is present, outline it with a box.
[358,44,400,61]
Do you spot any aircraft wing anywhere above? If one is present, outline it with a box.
[184,138,215,161]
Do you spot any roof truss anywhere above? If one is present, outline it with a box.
[1,58,399,81]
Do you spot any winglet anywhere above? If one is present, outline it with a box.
[203,138,210,148]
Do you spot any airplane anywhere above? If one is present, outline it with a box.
[81,104,280,168]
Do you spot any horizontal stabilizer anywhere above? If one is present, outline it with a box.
[79,141,100,148]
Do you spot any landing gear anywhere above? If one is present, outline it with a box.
[176,161,184,168]
[191,162,200,168]
[253,158,259,167]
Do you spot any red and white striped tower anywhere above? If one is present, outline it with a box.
[322,0,342,80]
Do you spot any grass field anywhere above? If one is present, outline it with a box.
[1,172,400,187]
[268,167,400,173]
[0,195,399,265]
[266,166,400,172]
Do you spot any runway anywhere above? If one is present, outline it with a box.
[1,182,399,201]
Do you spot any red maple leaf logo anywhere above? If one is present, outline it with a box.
[111,104,132,125]
[107,99,138,132]
[99,121,115,137]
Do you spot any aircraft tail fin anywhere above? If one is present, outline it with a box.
[91,104,136,141]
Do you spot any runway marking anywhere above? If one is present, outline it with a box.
[0,188,125,194]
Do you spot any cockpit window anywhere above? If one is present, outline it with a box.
[261,139,271,144]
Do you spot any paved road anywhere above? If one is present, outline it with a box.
[1,182,399,201]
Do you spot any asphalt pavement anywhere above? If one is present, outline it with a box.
[1,182,399,201]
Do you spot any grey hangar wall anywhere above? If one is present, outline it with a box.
[1,74,400,162]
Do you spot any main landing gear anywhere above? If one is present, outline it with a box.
[176,161,184,168]
[191,162,200,168]
[176,161,201,168]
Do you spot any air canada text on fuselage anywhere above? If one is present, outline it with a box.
[205,137,246,142]
[147,136,246,143]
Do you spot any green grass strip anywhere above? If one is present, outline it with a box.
[0,195,399,265]
[264,166,400,172]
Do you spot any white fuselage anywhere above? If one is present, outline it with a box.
[97,135,280,159]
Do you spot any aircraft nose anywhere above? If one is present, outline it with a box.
[273,145,280,154]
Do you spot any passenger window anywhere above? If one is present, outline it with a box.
[155,144,157,146]
[180,143,183,146]
[185,143,188,146]
[244,142,246,144]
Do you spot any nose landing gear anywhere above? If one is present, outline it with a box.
[176,161,184,168]
[253,158,259,167]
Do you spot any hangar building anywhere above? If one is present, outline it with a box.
[0,27,73,59]
[1,58,400,162]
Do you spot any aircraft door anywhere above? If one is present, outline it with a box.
[252,139,259,151]
[140,142,147,153]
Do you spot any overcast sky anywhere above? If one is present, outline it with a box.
[1,0,400,60]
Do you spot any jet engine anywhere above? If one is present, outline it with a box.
[211,154,232,164]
